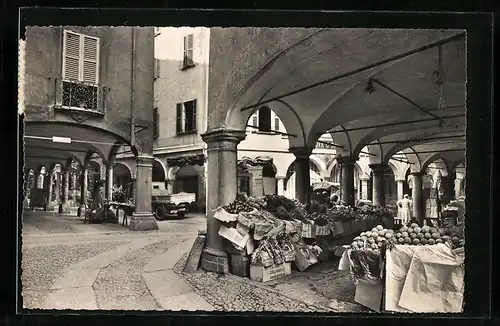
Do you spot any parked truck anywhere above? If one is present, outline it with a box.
[151,186,196,219]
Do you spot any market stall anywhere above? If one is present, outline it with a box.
[212,193,399,283]
[338,222,465,312]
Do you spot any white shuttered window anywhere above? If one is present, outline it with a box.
[63,30,100,84]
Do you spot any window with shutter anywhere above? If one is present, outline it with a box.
[176,103,183,134]
[258,107,272,132]
[183,34,194,69]
[62,30,101,112]
[274,117,280,132]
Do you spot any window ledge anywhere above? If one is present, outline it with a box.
[176,130,198,136]
[55,105,104,116]
[181,64,196,71]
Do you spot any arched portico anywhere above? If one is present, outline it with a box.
[201,28,466,274]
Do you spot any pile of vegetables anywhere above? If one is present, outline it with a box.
[222,194,255,214]
[356,203,394,221]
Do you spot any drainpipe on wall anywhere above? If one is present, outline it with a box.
[130,27,136,147]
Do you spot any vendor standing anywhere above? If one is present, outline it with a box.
[398,194,412,225]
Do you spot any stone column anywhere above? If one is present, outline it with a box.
[396,178,405,201]
[129,155,159,231]
[411,171,425,224]
[47,173,54,209]
[289,147,312,204]
[61,170,70,213]
[201,128,246,274]
[54,172,61,205]
[276,176,286,196]
[106,163,114,201]
[338,156,358,207]
[78,169,88,217]
[369,163,387,207]
[360,176,370,200]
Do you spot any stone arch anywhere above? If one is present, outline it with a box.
[152,158,167,182]
[167,166,180,180]
[403,148,423,173]
[309,154,327,177]
[225,98,307,149]
[387,160,401,180]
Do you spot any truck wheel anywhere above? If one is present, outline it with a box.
[154,206,167,220]
[177,211,186,218]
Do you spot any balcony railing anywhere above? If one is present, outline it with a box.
[56,79,105,115]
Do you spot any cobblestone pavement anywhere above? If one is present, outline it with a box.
[21,209,368,312]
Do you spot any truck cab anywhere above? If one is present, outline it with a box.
[151,183,195,219]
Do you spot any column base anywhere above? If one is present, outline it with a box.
[77,204,86,217]
[200,247,229,274]
[129,212,159,231]
[60,203,71,214]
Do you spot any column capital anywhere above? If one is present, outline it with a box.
[289,147,312,159]
[337,156,358,166]
[395,178,406,182]
[369,163,388,172]
[359,176,370,181]
[201,128,246,145]
[276,175,286,180]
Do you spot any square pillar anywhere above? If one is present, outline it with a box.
[201,128,246,274]
[369,163,387,207]
[338,156,358,207]
[410,171,425,224]
[289,147,312,204]
[276,176,286,196]
[106,164,114,201]
[78,169,88,217]
[129,155,159,231]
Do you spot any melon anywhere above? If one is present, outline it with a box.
[395,232,402,238]
[432,232,440,239]
[420,238,428,245]
[357,241,364,247]
[372,228,378,233]
[376,225,384,231]
[382,229,388,233]
[360,232,366,237]
[452,236,460,245]
[424,232,432,239]
[410,233,417,239]
[429,227,438,234]
[416,233,424,239]
[428,239,436,245]
[376,236,384,243]
[413,238,420,245]
[408,228,414,234]
[371,243,378,250]
[354,236,361,241]
[414,227,422,234]
[404,237,412,244]
[411,223,419,228]
[438,228,446,236]
[400,226,408,233]
[398,237,405,244]
[442,235,451,242]
[421,226,430,233]
[368,237,376,244]
[401,232,409,238]
[377,242,383,248]
[378,230,385,236]
[385,233,393,239]
[365,231,373,238]
[436,239,443,244]
[360,236,367,241]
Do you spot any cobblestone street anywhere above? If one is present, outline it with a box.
[21,209,366,312]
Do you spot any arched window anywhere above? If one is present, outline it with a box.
[258,106,272,132]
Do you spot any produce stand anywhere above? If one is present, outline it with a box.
[338,222,465,312]
[212,194,398,283]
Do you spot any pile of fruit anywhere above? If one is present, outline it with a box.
[222,198,255,214]
[351,225,395,251]
[327,205,358,222]
[392,223,463,248]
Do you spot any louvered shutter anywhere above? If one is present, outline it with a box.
[274,117,280,131]
[82,36,99,83]
[252,115,258,127]
[176,103,183,133]
[63,31,80,81]
[192,99,197,131]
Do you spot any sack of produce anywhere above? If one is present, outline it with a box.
[293,242,319,272]
[213,206,239,222]
[251,241,275,268]
[254,221,274,240]
[236,211,256,235]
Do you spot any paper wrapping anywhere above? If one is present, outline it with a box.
[385,244,465,313]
